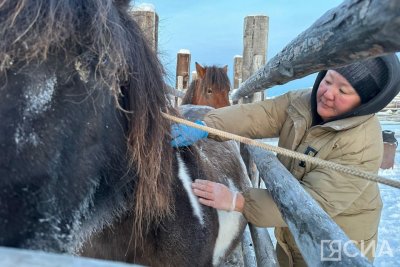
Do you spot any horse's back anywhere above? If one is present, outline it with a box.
[179,105,251,265]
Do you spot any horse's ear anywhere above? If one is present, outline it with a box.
[195,62,206,79]
[223,65,228,73]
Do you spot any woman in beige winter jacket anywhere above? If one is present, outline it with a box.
[171,54,400,266]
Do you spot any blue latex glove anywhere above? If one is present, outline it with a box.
[171,120,208,147]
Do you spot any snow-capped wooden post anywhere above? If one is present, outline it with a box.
[176,49,191,106]
[191,70,198,81]
[246,146,373,266]
[238,16,277,267]
[241,15,269,103]
[240,15,269,187]
[232,0,400,101]
[130,4,158,52]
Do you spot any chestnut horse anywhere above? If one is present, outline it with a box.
[182,62,231,108]
[0,0,249,266]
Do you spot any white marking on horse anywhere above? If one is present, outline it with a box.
[212,180,244,265]
[14,75,56,150]
[14,127,39,147]
[24,75,56,116]
[176,154,204,225]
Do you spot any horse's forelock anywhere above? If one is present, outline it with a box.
[1,0,133,93]
[182,65,230,105]
[202,66,231,94]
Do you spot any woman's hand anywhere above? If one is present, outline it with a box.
[192,179,243,212]
[170,120,208,147]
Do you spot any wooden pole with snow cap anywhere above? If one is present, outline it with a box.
[176,49,191,106]
[241,15,269,104]
[129,3,159,52]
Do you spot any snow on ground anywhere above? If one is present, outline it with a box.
[375,121,400,266]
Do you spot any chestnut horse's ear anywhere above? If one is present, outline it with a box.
[195,62,206,78]
[223,65,228,73]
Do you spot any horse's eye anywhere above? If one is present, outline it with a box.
[207,88,213,94]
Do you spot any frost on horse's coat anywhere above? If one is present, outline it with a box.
[0,0,249,266]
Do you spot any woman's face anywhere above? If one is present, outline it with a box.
[316,70,361,121]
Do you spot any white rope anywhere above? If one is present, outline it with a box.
[162,112,400,190]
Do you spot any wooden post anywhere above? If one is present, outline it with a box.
[176,49,191,89]
[240,17,275,266]
[176,49,191,106]
[242,226,257,267]
[245,146,373,266]
[249,225,279,267]
[233,55,243,89]
[232,0,400,101]
[242,15,269,103]
[240,15,269,187]
[130,4,158,52]
[191,71,198,81]
[175,76,184,106]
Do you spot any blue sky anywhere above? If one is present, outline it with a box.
[133,0,343,96]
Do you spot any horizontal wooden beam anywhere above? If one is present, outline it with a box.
[166,84,185,98]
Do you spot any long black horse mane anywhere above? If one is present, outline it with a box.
[0,0,175,242]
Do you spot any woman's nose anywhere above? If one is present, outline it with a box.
[324,87,336,100]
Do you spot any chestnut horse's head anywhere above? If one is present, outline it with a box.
[182,62,231,108]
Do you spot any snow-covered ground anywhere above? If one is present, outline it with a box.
[374,121,400,266]
[265,121,400,266]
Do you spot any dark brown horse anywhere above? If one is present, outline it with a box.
[0,0,249,266]
[182,62,231,108]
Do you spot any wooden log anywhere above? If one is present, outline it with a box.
[233,55,243,89]
[241,15,269,103]
[130,5,158,52]
[0,246,139,267]
[245,145,372,266]
[240,15,269,190]
[176,49,191,90]
[232,0,400,101]
[176,76,184,106]
[242,225,257,267]
[191,70,198,81]
[249,224,279,267]
[166,85,185,99]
